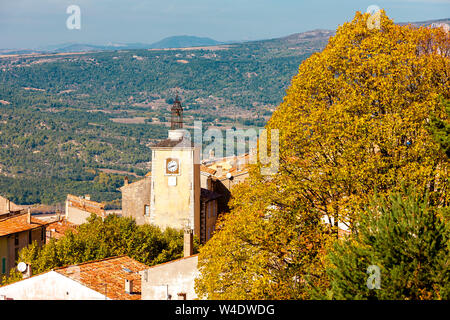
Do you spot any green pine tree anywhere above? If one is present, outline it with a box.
[430,96,450,159]
[323,189,450,300]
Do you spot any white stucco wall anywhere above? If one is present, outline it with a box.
[66,203,94,225]
[0,271,108,300]
[140,255,199,300]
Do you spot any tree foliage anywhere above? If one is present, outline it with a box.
[429,97,450,158]
[195,11,449,299]
[267,11,449,229]
[1,214,199,285]
[195,172,332,299]
[325,189,450,300]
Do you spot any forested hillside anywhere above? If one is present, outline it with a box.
[0,19,444,206]
[0,29,332,205]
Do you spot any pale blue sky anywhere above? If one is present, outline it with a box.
[0,0,449,48]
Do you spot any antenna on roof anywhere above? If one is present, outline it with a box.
[170,95,183,130]
[17,262,27,273]
[122,267,133,273]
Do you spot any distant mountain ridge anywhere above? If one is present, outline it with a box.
[0,17,448,55]
[149,35,222,49]
[0,35,223,55]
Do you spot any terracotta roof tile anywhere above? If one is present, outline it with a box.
[55,256,149,300]
[200,165,216,175]
[202,154,250,179]
[45,218,77,240]
[66,194,106,217]
[0,213,48,237]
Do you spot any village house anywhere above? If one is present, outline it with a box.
[140,229,200,300]
[0,231,201,300]
[65,194,107,225]
[0,195,24,219]
[0,211,49,278]
[199,153,250,214]
[43,216,77,241]
[0,255,149,300]
[119,173,152,225]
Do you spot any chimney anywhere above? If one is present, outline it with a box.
[84,195,91,201]
[6,199,10,213]
[23,264,32,279]
[184,229,194,258]
[27,208,31,224]
[237,157,243,172]
[215,165,223,178]
[124,176,129,186]
[56,212,61,222]
[125,279,133,294]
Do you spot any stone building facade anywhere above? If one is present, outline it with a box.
[0,212,48,278]
[120,175,152,225]
[65,194,106,225]
[0,195,24,219]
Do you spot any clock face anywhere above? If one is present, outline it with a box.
[165,158,179,175]
[167,160,178,172]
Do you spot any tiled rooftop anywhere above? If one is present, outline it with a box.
[55,255,149,300]
[44,217,77,240]
[202,153,251,179]
[200,164,216,175]
[66,194,106,217]
[0,213,48,237]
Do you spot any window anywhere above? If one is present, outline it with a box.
[28,230,32,245]
[14,233,19,246]
[1,258,5,274]
[144,205,150,217]
[41,227,45,242]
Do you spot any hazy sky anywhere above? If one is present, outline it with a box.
[0,0,449,48]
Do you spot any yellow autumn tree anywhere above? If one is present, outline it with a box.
[195,11,449,299]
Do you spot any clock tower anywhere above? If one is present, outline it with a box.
[149,97,201,236]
